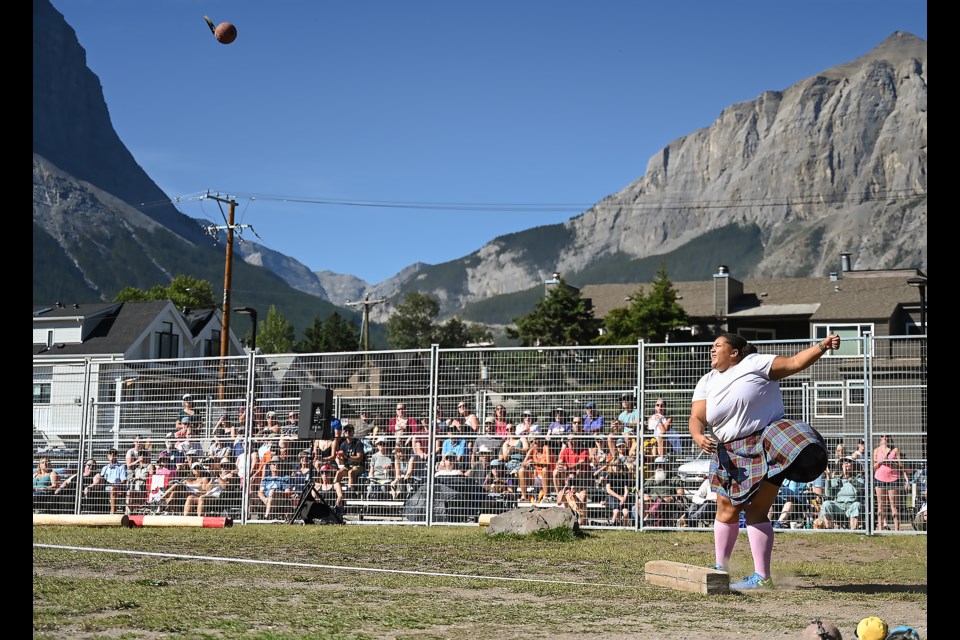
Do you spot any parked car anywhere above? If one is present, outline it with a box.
[677,454,711,486]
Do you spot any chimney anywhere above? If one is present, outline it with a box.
[713,265,742,317]
[841,252,852,273]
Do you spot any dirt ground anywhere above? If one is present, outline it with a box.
[33,528,928,639]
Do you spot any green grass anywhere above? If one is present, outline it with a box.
[33,524,926,639]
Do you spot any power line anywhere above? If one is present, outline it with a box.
[138,187,926,215]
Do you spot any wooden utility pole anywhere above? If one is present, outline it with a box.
[203,194,246,400]
[344,293,387,351]
[344,294,387,399]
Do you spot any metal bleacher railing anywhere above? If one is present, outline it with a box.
[32,335,927,534]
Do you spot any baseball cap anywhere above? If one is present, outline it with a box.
[182,394,193,401]
[620,393,633,401]
[490,459,503,467]
[616,439,626,446]
[477,445,491,453]
[190,462,204,470]
[267,410,277,417]
[585,401,596,409]
[319,464,332,472]
[554,407,565,414]
[841,456,854,462]
[521,409,533,417]
[180,415,192,424]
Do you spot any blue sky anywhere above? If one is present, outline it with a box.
[50,1,926,286]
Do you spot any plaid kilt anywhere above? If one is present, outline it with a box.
[709,419,826,506]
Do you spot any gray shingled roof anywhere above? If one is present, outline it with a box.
[581,270,924,322]
[33,300,172,357]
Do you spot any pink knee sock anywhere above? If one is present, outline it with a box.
[714,520,739,569]
[746,522,774,578]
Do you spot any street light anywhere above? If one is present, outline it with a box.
[906,276,927,334]
[233,307,258,351]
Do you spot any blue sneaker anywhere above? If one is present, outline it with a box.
[708,564,726,571]
[730,572,773,590]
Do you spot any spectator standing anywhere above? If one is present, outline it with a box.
[647,398,682,459]
[98,448,129,514]
[819,456,866,529]
[849,438,867,471]
[582,401,604,434]
[873,434,904,530]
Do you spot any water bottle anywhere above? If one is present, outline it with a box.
[804,516,813,529]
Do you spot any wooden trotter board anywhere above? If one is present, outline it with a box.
[644,560,729,595]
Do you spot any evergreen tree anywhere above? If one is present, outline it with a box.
[297,312,361,353]
[113,275,216,309]
[506,278,600,346]
[594,264,689,344]
[433,317,494,348]
[386,292,440,349]
[257,305,296,354]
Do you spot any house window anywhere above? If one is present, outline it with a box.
[33,382,51,404]
[33,367,52,404]
[813,324,873,356]
[739,328,775,341]
[814,381,844,418]
[906,319,927,335]
[847,379,865,407]
[203,330,222,357]
[156,321,180,359]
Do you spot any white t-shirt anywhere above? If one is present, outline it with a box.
[692,353,784,443]
[647,412,669,434]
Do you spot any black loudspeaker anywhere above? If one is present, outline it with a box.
[298,387,333,440]
[288,481,344,525]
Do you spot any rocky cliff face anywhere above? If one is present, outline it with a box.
[425,31,925,311]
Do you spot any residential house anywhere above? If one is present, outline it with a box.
[33,300,245,444]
